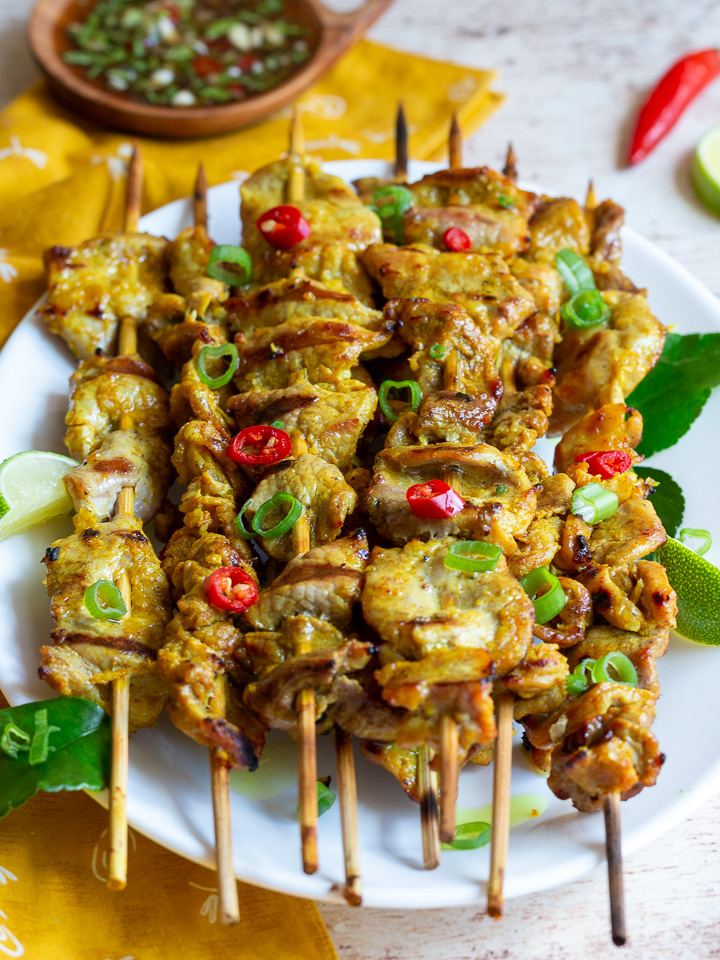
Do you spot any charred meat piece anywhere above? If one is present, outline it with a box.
[240,453,357,562]
[167,226,229,314]
[145,292,229,365]
[40,516,171,731]
[361,243,537,339]
[367,443,536,550]
[362,538,534,674]
[42,232,168,360]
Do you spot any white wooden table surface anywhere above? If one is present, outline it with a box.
[1,0,719,955]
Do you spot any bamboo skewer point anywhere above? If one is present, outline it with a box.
[395,102,408,184]
[604,792,627,946]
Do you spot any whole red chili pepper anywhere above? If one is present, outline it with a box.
[256,205,311,249]
[406,479,465,520]
[628,49,720,165]
[204,567,258,613]
[443,227,472,252]
[227,425,292,466]
[574,450,632,479]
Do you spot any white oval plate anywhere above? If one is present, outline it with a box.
[1,160,719,909]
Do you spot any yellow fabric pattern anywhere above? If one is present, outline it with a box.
[0,39,501,349]
[0,38,501,960]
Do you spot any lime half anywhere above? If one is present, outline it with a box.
[0,451,78,541]
[691,123,720,218]
[656,536,720,645]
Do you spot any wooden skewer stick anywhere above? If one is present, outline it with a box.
[191,161,241,924]
[335,727,362,904]
[502,143,517,183]
[448,112,463,171]
[487,692,513,917]
[604,792,627,946]
[585,179,598,212]
[107,142,142,892]
[395,102,408,184]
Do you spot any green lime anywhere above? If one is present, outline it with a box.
[656,536,720,645]
[0,450,78,541]
[691,123,720,218]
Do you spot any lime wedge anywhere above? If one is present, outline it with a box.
[0,451,78,541]
[691,123,720,217]
[655,536,720,645]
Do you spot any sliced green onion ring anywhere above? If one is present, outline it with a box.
[207,245,252,286]
[0,722,31,758]
[429,343,447,359]
[565,658,595,696]
[235,498,255,540]
[520,567,567,624]
[28,708,59,767]
[378,379,422,423]
[590,652,638,687]
[252,492,302,539]
[197,342,239,389]
[444,540,502,573]
[571,482,619,524]
[84,579,127,621]
[271,420,284,429]
[679,527,712,557]
[560,289,611,329]
[443,821,491,851]
[371,184,414,243]
[554,249,596,295]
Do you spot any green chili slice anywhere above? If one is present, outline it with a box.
[679,527,712,557]
[444,541,502,573]
[252,492,302,539]
[197,342,239,389]
[590,652,638,687]
[378,379,422,423]
[0,722,31,758]
[371,184,414,243]
[28,709,60,767]
[571,482,619,524]
[520,567,567,624]
[207,245,252,286]
[443,821,491,850]
[84,579,127,621]
[554,249,596,295]
[560,289,611,329]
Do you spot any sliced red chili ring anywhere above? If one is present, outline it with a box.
[204,567,258,613]
[406,479,465,520]
[227,425,292,466]
[256,205,311,250]
[443,227,472,252]
[574,450,632,479]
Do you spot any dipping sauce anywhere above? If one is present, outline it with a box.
[63,0,311,108]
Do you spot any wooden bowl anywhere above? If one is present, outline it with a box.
[28,0,392,138]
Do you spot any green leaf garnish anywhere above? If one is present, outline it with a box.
[0,698,110,819]
[627,333,720,457]
[635,467,685,538]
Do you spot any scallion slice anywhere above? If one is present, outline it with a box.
[28,708,60,767]
[590,652,638,687]
[0,722,31,759]
[84,579,127,621]
[520,567,567,624]
[252,492,302,539]
[679,527,712,557]
[444,541,502,573]
[378,379,422,423]
[235,498,255,540]
[370,184,414,243]
[565,658,595,696]
[560,289,611,329]
[554,249,596,295]
[207,245,252,286]
[442,820,491,850]
[571,482,619,524]
[429,344,446,359]
[197,342,238,389]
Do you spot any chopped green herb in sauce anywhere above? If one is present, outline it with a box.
[63,0,311,108]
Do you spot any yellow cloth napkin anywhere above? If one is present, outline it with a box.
[0,38,501,349]
[0,38,501,959]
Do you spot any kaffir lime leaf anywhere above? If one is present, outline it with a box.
[656,536,720,645]
[0,451,78,541]
[691,123,720,218]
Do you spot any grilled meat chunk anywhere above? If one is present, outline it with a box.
[526,196,590,264]
[361,243,537,339]
[40,516,171,730]
[145,292,229,365]
[367,444,536,550]
[244,530,369,631]
[64,429,172,522]
[362,538,534,674]
[554,403,643,474]
[42,233,168,359]
[241,453,357,563]
[588,498,667,567]
[168,226,229,314]
[228,380,376,474]
[552,290,666,432]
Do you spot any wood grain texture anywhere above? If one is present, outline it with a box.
[2,0,720,954]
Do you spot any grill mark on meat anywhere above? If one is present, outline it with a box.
[272,564,365,588]
[199,717,260,771]
[49,630,156,656]
[44,546,60,563]
[120,530,149,544]
[591,588,612,610]
[81,528,99,540]
[90,456,134,476]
